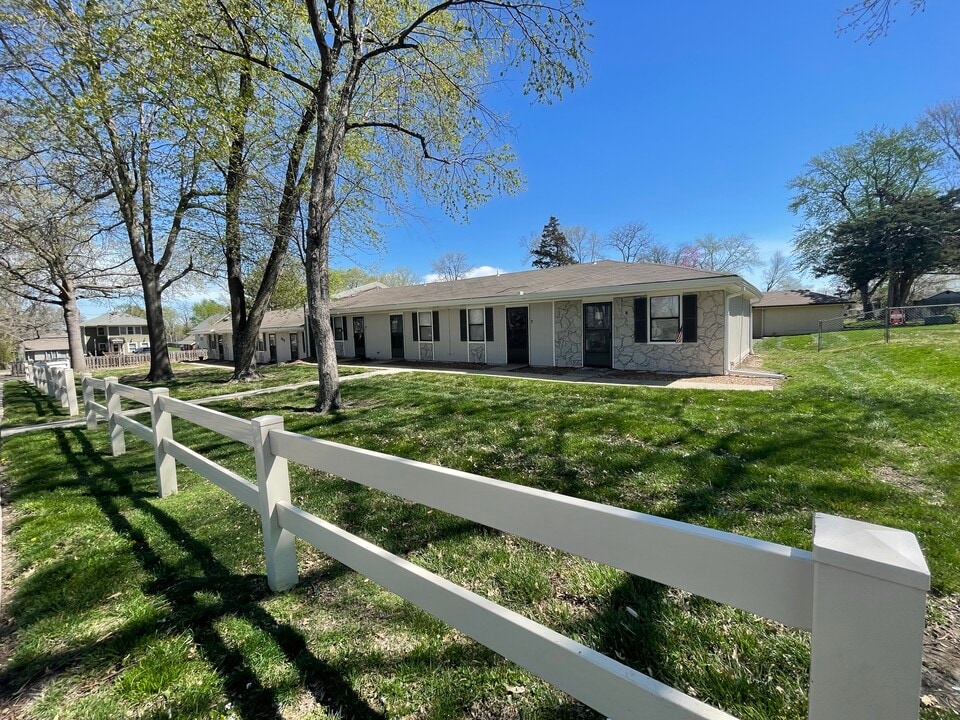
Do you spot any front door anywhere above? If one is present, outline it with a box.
[353,317,366,359]
[583,302,613,368]
[506,307,529,364]
[268,333,277,363]
[289,333,299,361]
[390,314,404,359]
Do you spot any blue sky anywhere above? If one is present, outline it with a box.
[83,1,959,317]
[341,0,960,289]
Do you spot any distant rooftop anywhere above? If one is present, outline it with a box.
[754,290,848,308]
[81,310,147,327]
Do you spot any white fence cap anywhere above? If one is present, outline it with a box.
[813,513,930,590]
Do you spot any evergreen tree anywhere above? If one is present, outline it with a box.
[530,217,576,268]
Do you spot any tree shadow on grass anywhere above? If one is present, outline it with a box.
[0,381,69,429]
[0,428,386,720]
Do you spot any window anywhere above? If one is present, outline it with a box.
[98,343,106,354]
[468,308,485,341]
[127,326,136,335]
[140,325,147,334]
[418,312,433,342]
[97,326,106,337]
[650,295,680,342]
[257,334,265,352]
[333,317,346,341]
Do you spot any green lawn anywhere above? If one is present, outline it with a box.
[2,363,368,428]
[1,328,958,719]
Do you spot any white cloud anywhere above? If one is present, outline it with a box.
[422,265,507,284]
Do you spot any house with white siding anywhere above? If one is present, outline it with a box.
[752,291,849,339]
[326,261,759,375]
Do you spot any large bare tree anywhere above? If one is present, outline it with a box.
[430,252,473,282]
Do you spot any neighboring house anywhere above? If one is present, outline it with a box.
[206,308,308,364]
[20,335,70,362]
[326,261,759,375]
[752,290,848,339]
[915,290,960,306]
[184,313,230,354]
[80,311,151,355]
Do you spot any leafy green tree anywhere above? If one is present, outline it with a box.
[789,126,939,310]
[245,256,307,310]
[213,0,590,412]
[822,189,960,308]
[189,298,230,326]
[530,217,576,268]
[0,0,219,380]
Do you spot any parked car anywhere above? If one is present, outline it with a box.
[137,344,151,354]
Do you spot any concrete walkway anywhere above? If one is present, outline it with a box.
[0,368,398,438]
[1,360,778,438]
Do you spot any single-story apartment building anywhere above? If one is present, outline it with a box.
[80,311,151,355]
[20,335,70,362]
[752,290,849,339]
[325,261,759,375]
[182,313,230,353]
[916,290,960,306]
[205,308,308,365]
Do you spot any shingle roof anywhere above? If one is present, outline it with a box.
[207,307,305,334]
[81,310,147,327]
[21,335,69,352]
[754,290,847,308]
[332,260,745,312]
[189,313,230,334]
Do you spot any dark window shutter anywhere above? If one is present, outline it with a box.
[682,294,698,343]
[634,297,648,343]
[411,313,418,341]
[485,307,494,341]
[460,309,467,341]
[433,310,440,341]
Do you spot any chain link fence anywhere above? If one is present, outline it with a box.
[817,303,960,351]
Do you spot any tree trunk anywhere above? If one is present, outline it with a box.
[142,269,173,381]
[61,285,87,374]
[859,284,874,314]
[306,238,341,412]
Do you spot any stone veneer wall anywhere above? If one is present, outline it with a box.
[553,300,583,367]
[419,342,434,361]
[612,290,726,374]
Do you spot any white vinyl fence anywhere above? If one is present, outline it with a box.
[77,375,931,720]
[25,361,79,416]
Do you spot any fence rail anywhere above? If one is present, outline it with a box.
[69,374,930,720]
[82,349,207,370]
[818,302,960,351]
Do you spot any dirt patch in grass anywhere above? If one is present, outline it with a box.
[388,360,490,371]
[604,370,782,387]
[510,366,576,376]
[875,465,946,505]
[924,595,960,713]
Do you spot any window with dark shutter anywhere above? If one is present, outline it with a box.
[682,294,698,343]
[484,307,494,341]
[433,310,440,341]
[634,297,648,343]
[411,313,418,341]
[460,309,468,341]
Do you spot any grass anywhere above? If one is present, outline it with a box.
[1,327,958,719]
[2,362,368,428]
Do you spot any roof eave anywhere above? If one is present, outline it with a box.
[332,275,761,314]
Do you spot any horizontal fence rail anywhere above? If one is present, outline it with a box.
[270,430,814,629]
[66,373,931,720]
[83,349,207,371]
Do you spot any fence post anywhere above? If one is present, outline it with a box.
[62,368,79,416]
[149,388,178,498]
[104,376,126,456]
[81,373,98,430]
[55,369,67,408]
[251,415,298,592]
[884,307,890,343]
[44,365,53,396]
[817,320,822,352]
[808,513,929,720]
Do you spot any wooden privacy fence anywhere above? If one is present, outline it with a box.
[25,361,79,417]
[78,375,931,720]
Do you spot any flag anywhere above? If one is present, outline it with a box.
[675,324,683,343]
